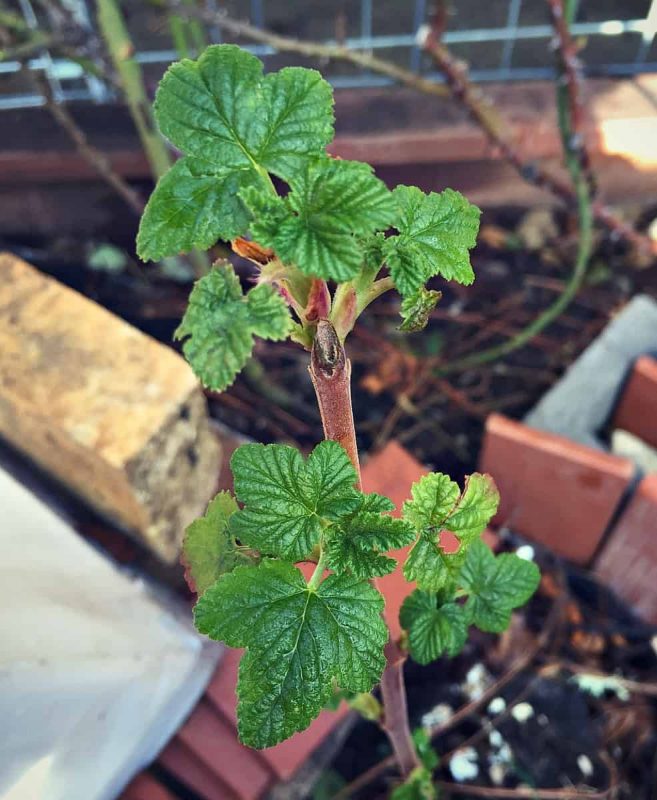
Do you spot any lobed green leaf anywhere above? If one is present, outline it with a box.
[138,45,334,260]
[403,534,466,592]
[229,440,361,561]
[402,472,499,591]
[194,559,387,748]
[173,262,292,391]
[242,157,396,281]
[326,510,415,579]
[137,158,260,261]
[400,590,468,665]
[444,473,500,543]
[460,540,540,632]
[384,185,481,296]
[181,491,252,595]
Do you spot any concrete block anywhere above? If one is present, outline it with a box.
[0,253,221,562]
[524,295,657,447]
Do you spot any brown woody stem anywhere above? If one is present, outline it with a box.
[309,319,420,777]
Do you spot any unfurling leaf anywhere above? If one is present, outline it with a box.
[400,590,468,664]
[242,157,395,281]
[194,559,387,748]
[174,262,292,391]
[384,185,480,296]
[182,491,252,595]
[399,288,442,332]
[229,440,361,561]
[403,472,499,591]
[460,540,540,632]
[326,504,415,579]
[137,44,334,260]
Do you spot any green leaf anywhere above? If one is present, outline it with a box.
[403,535,466,592]
[362,231,387,273]
[241,185,289,244]
[137,158,259,261]
[139,45,334,260]
[194,559,387,748]
[444,473,500,543]
[384,185,480,296]
[400,590,468,665]
[243,157,395,281]
[460,540,540,633]
[155,45,333,179]
[402,472,499,591]
[403,473,460,532]
[229,440,361,561]
[326,510,415,579]
[390,766,436,800]
[360,492,396,513]
[182,491,253,595]
[174,263,292,391]
[399,288,442,332]
[413,728,439,772]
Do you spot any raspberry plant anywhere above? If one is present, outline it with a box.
[138,44,540,795]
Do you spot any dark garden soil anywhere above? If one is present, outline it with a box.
[4,203,657,799]
[324,540,657,800]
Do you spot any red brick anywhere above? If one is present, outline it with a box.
[361,442,427,639]
[361,441,427,510]
[613,356,657,449]
[175,701,273,800]
[480,414,635,564]
[594,474,657,624]
[120,774,178,800]
[159,739,237,800]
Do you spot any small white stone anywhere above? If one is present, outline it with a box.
[577,754,594,777]
[650,634,657,657]
[489,729,503,748]
[516,544,535,561]
[449,748,479,782]
[511,702,535,723]
[497,743,513,765]
[421,702,453,729]
[488,697,507,715]
[464,663,490,701]
[489,762,506,786]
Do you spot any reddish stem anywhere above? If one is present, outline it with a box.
[309,319,420,777]
[380,640,421,775]
[309,320,362,488]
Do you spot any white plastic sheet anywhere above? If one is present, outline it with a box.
[0,466,220,800]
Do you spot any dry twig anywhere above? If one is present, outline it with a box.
[420,17,654,257]
[32,72,145,215]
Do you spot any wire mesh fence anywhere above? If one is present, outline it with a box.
[1,0,657,110]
